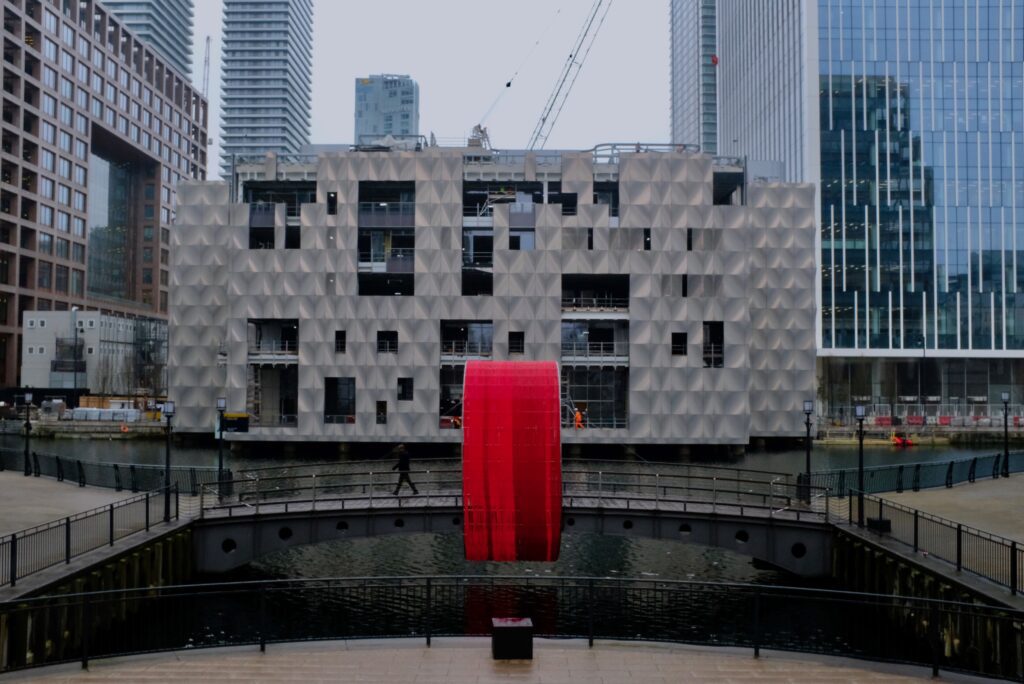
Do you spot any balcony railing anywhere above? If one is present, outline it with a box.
[248,341,298,355]
[357,249,414,273]
[251,413,297,427]
[324,414,355,425]
[461,251,493,268]
[561,296,629,311]
[357,201,415,227]
[702,344,724,369]
[440,341,493,358]
[561,342,629,359]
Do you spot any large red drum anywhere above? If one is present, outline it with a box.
[462,360,562,561]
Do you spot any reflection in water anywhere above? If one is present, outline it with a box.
[0,435,1000,474]
[210,531,807,587]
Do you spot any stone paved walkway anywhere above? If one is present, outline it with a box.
[0,470,126,536]
[883,472,1024,542]
[3,638,990,683]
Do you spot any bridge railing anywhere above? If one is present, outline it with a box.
[0,447,225,495]
[1,575,1021,680]
[199,467,829,522]
[0,485,179,588]
[809,450,1023,495]
[838,491,1022,596]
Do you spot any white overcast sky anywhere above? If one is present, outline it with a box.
[191,1,669,176]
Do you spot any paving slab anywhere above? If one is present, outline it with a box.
[883,473,1024,542]
[0,470,127,536]
[1,638,993,683]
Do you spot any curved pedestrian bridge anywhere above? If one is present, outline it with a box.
[191,464,835,577]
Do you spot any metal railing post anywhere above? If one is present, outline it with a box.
[598,471,602,507]
[913,510,919,552]
[425,577,432,647]
[654,473,660,508]
[145,492,150,531]
[255,477,261,515]
[311,474,317,512]
[956,524,963,571]
[9,532,16,586]
[108,504,114,546]
[175,484,179,520]
[752,589,761,658]
[1011,541,1018,596]
[848,489,853,523]
[369,471,374,508]
[65,516,71,563]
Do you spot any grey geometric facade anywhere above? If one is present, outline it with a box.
[170,145,815,445]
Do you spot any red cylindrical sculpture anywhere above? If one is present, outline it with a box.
[462,360,561,561]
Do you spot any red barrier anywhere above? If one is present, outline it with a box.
[906,416,925,426]
[874,416,892,427]
[462,360,561,561]
[938,416,952,426]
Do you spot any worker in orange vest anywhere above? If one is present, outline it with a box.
[574,408,583,429]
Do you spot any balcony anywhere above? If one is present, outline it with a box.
[250,412,297,427]
[560,341,629,364]
[461,250,493,269]
[560,295,629,312]
[357,201,415,228]
[440,340,493,362]
[247,340,298,366]
[358,247,414,273]
[702,343,724,369]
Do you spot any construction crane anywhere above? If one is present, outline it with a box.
[201,35,211,99]
[526,0,612,150]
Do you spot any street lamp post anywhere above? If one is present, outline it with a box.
[71,306,79,402]
[163,400,175,522]
[22,391,32,475]
[1002,391,1010,478]
[216,397,226,497]
[803,400,814,503]
[855,404,865,527]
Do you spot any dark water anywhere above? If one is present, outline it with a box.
[3,434,1002,586]
[2,434,1001,473]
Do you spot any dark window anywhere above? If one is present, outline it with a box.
[377,330,398,353]
[324,377,355,423]
[681,274,687,297]
[643,228,651,251]
[586,228,593,250]
[687,227,693,252]
[509,331,525,354]
[334,330,346,353]
[398,377,413,401]
[702,321,723,368]
[376,401,387,424]
[671,332,687,356]
[327,191,337,215]
[509,234,520,251]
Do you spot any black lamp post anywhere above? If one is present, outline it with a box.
[163,400,175,522]
[71,306,79,402]
[216,396,226,497]
[1002,391,1010,478]
[803,399,814,503]
[855,404,865,527]
[22,391,32,476]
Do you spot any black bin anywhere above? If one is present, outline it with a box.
[491,617,533,660]
[866,517,892,533]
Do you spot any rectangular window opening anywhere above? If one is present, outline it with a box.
[376,400,388,424]
[327,191,338,215]
[398,377,413,401]
[334,330,346,353]
[508,331,525,354]
[671,332,687,356]
[377,330,398,354]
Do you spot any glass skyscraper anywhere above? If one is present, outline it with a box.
[103,0,194,78]
[219,0,313,177]
[682,0,1024,417]
[670,0,718,152]
[354,74,420,142]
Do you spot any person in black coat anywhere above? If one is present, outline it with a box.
[391,443,418,495]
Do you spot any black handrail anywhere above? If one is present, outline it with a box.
[1,576,1020,679]
[810,451,1024,494]
[841,490,1023,595]
[0,485,177,587]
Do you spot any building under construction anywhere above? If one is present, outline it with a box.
[169,141,815,448]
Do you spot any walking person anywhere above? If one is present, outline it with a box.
[391,443,418,495]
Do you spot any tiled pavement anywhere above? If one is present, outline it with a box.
[5,638,988,683]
